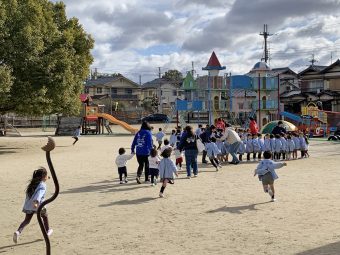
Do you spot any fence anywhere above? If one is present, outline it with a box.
[0,115,58,128]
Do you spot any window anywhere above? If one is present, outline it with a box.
[125,88,132,95]
[84,87,89,93]
[173,90,177,96]
[96,87,102,93]
[238,103,244,110]
[149,91,153,96]
[111,88,117,95]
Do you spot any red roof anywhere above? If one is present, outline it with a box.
[202,51,226,70]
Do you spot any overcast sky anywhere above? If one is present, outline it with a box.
[56,0,340,83]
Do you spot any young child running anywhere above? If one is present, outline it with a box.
[169,130,177,147]
[13,167,53,243]
[205,137,222,171]
[115,148,135,184]
[155,128,165,150]
[174,148,183,170]
[160,139,172,153]
[72,126,81,145]
[254,151,287,202]
[159,148,178,198]
[148,148,161,186]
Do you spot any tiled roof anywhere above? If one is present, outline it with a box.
[142,78,181,89]
[203,51,226,70]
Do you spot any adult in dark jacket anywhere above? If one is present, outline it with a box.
[272,121,287,135]
[178,126,199,178]
[199,125,216,163]
[131,121,153,184]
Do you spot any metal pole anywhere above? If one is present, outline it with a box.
[277,74,280,120]
[208,73,212,125]
[258,73,261,130]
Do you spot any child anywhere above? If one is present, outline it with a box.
[263,134,271,152]
[205,137,221,171]
[148,148,161,186]
[174,148,183,170]
[274,134,282,160]
[115,148,134,184]
[72,126,81,145]
[286,135,295,160]
[160,139,172,153]
[252,134,261,160]
[246,134,253,161]
[292,133,300,159]
[254,151,287,202]
[195,124,203,138]
[13,167,53,243]
[299,133,309,158]
[155,128,165,150]
[159,148,178,197]
[269,134,276,156]
[279,133,287,160]
[238,134,246,162]
[304,135,310,157]
[169,130,177,147]
[257,133,264,159]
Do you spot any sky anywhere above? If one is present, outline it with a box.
[55,0,340,83]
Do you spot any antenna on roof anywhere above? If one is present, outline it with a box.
[260,24,273,63]
[309,54,318,66]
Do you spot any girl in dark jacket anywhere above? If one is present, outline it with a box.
[131,121,153,184]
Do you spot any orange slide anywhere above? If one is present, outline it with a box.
[97,113,138,134]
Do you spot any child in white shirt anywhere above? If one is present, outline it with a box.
[174,148,183,170]
[254,151,287,202]
[148,148,161,186]
[169,130,177,147]
[115,148,135,184]
[160,139,172,153]
[155,128,165,150]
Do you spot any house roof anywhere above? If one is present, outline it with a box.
[202,51,226,71]
[272,67,297,75]
[85,75,140,87]
[319,59,340,74]
[142,78,181,89]
[298,65,327,76]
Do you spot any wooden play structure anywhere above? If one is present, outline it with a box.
[83,105,137,135]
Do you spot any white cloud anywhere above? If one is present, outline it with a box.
[53,0,340,82]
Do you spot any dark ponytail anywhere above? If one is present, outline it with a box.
[26,167,47,198]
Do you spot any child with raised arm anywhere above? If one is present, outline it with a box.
[148,148,161,186]
[159,148,178,197]
[115,148,135,184]
[254,151,287,202]
[13,167,53,244]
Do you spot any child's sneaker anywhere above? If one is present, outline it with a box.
[271,198,276,202]
[124,179,128,183]
[187,176,191,179]
[47,229,53,236]
[119,181,124,184]
[159,192,164,198]
[194,174,198,177]
[136,177,141,184]
[215,167,219,171]
[13,231,20,244]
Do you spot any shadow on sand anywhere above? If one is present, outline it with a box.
[207,201,272,214]
[295,241,340,255]
[0,239,43,252]
[99,197,158,207]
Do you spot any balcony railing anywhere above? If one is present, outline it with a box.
[252,100,278,110]
[111,94,138,99]
[252,77,278,91]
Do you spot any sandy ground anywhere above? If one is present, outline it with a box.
[1,125,340,255]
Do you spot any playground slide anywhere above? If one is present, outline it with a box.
[97,113,138,134]
[280,111,302,123]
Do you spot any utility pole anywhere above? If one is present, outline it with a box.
[260,24,272,63]
[158,67,162,113]
[191,61,195,76]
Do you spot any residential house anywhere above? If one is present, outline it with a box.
[84,74,141,111]
[141,78,184,114]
